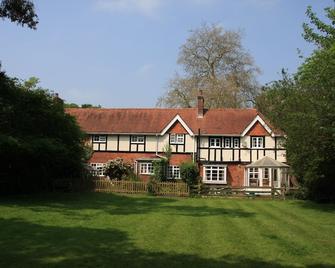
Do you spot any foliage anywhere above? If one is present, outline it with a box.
[152,158,168,182]
[303,4,335,49]
[0,73,88,192]
[256,4,335,202]
[180,161,199,186]
[0,0,38,29]
[157,23,260,108]
[104,158,133,180]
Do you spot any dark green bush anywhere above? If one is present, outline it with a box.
[0,72,88,193]
[180,162,199,186]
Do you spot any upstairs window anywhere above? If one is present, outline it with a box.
[223,137,231,148]
[251,137,264,148]
[93,135,106,143]
[131,135,144,143]
[233,138,240,148]
[209,137,221,148]
[170,134,184,144]
[167,165,180,179]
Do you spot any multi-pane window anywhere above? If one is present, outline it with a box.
[90,163,105,176]
[223,138,231,148]
[233,138,240,148]
[93,135,107,142]
[167,165,180,179]
[203,165,226,183]
[264,168,269,179]
[131,135,144,143]
[251,137,264,148]
[209,137,221,148]
[170,134,184,144]
[248,167,259,186]
[140,162,154,175]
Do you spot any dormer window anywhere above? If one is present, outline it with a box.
[131,135,144,143]
[251,137,264,148]
[170,134,184,144]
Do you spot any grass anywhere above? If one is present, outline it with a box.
[0,193,334,267]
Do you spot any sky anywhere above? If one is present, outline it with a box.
[0,0,334,107]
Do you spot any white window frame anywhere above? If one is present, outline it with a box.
[93,135,106,143]
[233,138,240,148]
[139,162,154,175]
[131,135,145,144]
[223,138,231,148]
[248,167,259,186]
[251,137,264,148]
[90,163,105,177]
[203,165,227,184]
[170,133,184,144]
[167,165,181,179]
[209,137,221,148]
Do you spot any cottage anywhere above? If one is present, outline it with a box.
[67,93,288,187]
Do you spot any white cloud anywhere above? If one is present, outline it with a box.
[95,0,163,17]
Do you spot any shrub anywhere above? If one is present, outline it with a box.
[180,162,199,186]
[152,158,168,181]
[104,158,133,180]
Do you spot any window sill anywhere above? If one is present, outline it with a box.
[203,180,227,184]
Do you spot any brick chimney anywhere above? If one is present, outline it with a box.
[197,90,204,118]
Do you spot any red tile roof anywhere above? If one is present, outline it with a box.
[66,107,282,135]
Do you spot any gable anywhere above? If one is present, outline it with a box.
[160,114,194,136]
[246,121,270,136]
[167,121,188,134]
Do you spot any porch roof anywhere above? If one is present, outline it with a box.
[246,156,289,168]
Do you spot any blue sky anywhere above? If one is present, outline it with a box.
[0,0,333,107]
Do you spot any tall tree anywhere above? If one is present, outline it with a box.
[0,0,38,29]
[157,24,260,108]
[0,73,88,193]
[256,4,335,202]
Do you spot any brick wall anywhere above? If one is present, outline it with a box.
[247,121,270,136]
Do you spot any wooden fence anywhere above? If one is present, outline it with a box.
[93,179,189,197]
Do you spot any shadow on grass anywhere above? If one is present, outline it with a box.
[0,193,254,218]
[1,217,332,268]
[294,200,335,213]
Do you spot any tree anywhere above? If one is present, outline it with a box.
[0,73,88,193]
[256,4,335,202]
[157,24,260,108]
[0,0,38,29]
[303,4,335,49]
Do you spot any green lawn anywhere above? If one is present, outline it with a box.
[0,193,334,267]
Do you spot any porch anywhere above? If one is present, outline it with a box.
[245,156,289,188]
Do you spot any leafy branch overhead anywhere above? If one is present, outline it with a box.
[0,0,38,29]
[302,4,335,48]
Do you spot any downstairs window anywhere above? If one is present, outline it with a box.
[203,165,227,184]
